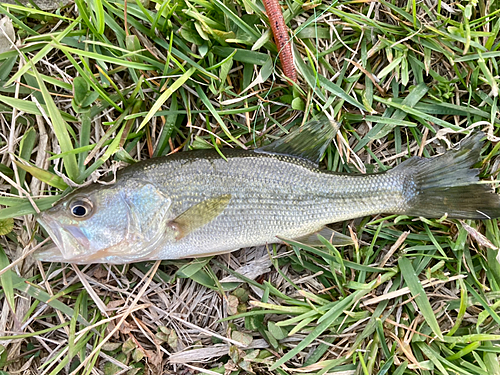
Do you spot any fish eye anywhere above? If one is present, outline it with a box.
[69,198,93,218]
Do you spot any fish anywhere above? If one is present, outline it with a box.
[35,119,500,264]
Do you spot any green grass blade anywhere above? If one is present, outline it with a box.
[13,161,68,190]
[270,289,369,370]
[11,273,90,326]
[398,257,443,340]
[90,0,105,34]
[195,84,246,148]
[0,245,15,313]
[138,67,196,131]
[212,0,260,41]
[31,66,79,181]
[0,95,78,121]
[4,16,81,87]
[0,196,60,219]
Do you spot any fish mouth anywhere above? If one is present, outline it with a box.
[36,212,65,261]
[36,212,88,262]
[33,243,66,262]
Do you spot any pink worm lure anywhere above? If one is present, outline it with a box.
[262,0,297,84]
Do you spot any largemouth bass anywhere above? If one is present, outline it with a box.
[36,120,500,264]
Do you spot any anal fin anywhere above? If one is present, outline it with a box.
[280,227,355,247]
[179,248,240,259]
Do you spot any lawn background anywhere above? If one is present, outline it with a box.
[0,0,500,374]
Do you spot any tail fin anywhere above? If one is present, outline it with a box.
[395,132,500,220]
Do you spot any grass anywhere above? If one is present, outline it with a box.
[0,0,499,374]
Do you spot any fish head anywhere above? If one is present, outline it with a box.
[36,181,174,264]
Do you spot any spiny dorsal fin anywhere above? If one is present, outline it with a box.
[170,195,232,240]
[255,119,340,165]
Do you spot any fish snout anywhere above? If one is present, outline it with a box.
[37,212,64,251]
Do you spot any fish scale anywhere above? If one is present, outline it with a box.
[123,152,405,259]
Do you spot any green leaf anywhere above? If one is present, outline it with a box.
[14,126,37,195]
[291,97,305,111]
[0,218,13,235]
[13,160,68,190]
[125,34,143,63]
[31,65,79,182]
[398,257,443,340]
[0,95,78,122]
[0,345,7,367]
[0,196,60,220]
[153,93,179,157]
[61,46,153,71]
[73,76,89,104]
[90,0,105,34]
[377,56,403,79]
[0,245,15,313]
[267,321,287,340]
[176,257,212,279]
[212,0,260,42]
[138,67,196,130]
[195,84,246,148]
[212,46,269,65]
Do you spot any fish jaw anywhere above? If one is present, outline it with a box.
[36,212,89,262]
[33,244,74,263]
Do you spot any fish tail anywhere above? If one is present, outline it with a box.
[395,132,500,220]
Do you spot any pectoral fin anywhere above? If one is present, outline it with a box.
[170,195,232,240]
[280,227,354,247]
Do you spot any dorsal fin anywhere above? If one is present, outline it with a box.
[255,119,340,165]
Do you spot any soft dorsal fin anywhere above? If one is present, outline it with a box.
[255,119,340,165]
[169,195,232,240]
